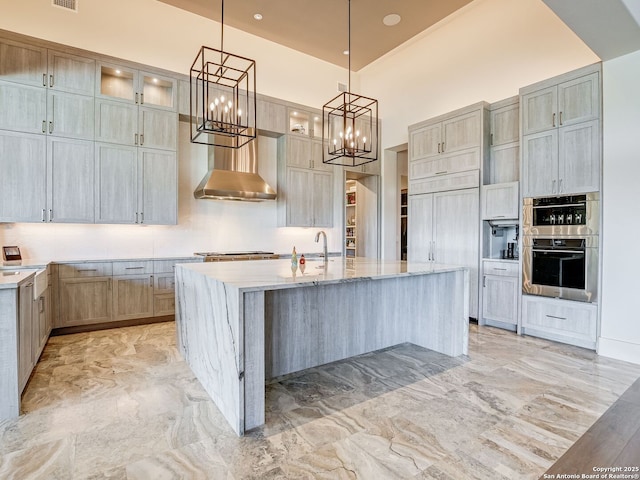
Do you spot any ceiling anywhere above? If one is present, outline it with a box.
[156,0,475,71]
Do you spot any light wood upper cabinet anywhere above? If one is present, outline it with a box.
[0,81,47,134]
[47,137,95,223]
[409,110,481,162]
[139,107,176,151]
[95,142,138,224]
[482,181,519,220]
[47,50,95,96]
[0,131,47,222]
[0,38,47,87]
[522,129,558,197]
[95,99,139,146]
[409,123,441,160]
[47,90,95,140]
[139,148,177,225]
[490,103,519,147]
[558,120,600,195]
[257,99,286,134]
[280,167,333,228]
[522,72,599,136]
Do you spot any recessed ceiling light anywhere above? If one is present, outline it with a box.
[382,13,401,26]
[253,13,263,20]
[343,50,349,55]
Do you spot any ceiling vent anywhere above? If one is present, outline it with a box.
[52,0,78,12]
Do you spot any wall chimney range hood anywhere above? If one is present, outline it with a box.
[193,136,276,201]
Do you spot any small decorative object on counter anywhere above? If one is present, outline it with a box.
[291,247,298,272]
[299,254,306,273]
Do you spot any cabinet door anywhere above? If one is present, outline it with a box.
[0,131,47,222]
[410,148,480,180]
[139,72,176,111]
[442,110,481,153]
[95,99,137,145]
[0,39,47,87]
[409,123,441,160]
[58,277,112,327]
[139,107,177,150]
[433,188,479,318]
[407,194,433,262]
[286,167,313,226]
[522,86,557,135]
[140,148,177,225]
[311,139,333,171]
[97,63,138,103]
[522,130,558,197]
[482,275,518,325]
[312,171,333,227]
[19,282,34,393]
[32,294,47,364]
[481,182,519,220]
[558,120,600,194]
[0,81,47,134]
[286,135,311,168]
[557,73,599,127]
[489,144,519,184]
[95,142,138,223]
[47,91,95,140]
[47,50,95,96]
[257,99,286,134]
[490,103,519,146]
[112,275,154,321]
[47,137,95,223]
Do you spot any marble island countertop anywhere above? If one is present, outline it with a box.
[178,257,466,292]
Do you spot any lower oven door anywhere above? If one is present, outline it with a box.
[522,236,598,302]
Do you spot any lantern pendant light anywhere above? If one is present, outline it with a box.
[190,0,257,148]
[322,0,379,167]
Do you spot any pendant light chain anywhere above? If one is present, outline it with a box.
[220,0,225,64]
[348,0,351,95]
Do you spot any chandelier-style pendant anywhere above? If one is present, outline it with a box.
[323,91,378,167]
[190,46,257,149]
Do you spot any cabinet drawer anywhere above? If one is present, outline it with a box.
[58,262,112,278]
[522,295,597,349]
[410,170,479,195]
[153,258,201,274]
[409,147,480,180]
[112,260,153,276]
[482,260,518,277]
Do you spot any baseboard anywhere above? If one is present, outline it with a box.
[598,336,640,365]
[51,315,174,336]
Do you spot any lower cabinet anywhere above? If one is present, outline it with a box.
[58,276,112,326]
[112,274,154,321]
[32,287,51,365]
[18,281,34,393]
[521,295,597,349]
[481,260,518,330]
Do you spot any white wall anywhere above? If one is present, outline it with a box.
[599,49,640,364]
[358,0,599,260]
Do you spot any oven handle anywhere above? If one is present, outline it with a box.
[531,249,584,254]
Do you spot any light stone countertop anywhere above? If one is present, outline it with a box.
[0,269,38,290]
[178,257,467,293]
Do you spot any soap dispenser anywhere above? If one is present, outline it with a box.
[291,247,298,272]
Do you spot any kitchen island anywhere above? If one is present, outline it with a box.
[175,257,469,435]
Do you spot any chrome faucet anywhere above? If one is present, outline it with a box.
[315,230,328,263]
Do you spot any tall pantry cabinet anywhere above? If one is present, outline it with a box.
[407,102,488,319]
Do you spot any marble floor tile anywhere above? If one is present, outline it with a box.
[2,321,640,479]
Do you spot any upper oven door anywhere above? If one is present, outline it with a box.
[523,193,599,236]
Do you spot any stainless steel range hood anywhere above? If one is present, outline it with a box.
[193,136,276,201]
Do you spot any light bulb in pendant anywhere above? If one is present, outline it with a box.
[220,95,225,103]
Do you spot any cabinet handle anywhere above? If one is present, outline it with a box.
[135,92,139,104]
[490,133,493,146]
[49,121,53,134]
[552,113,556,127]
[135,133,139,145]
[125,267,144,270]
[49,209,53,221]
[437,142,441,154]
[135,212,139,223]
[545,314,567,321]
[493,268,507,271]
[435,171,448,175]
[441,142,445,152]
[41,209,46,222]
[149,276,153,287]
[77,269,97,272]
[140,134,144,146]
[140,212,144,224]
[42,120,46,133]
[140,93,144,105]
[40,296,45,313]
[483,275,486,287]
[42,73,47,87]
[559,111,563,125]
[432,241,436,262]
[49,74,54,88]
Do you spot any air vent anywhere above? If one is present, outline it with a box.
[52,0,78,12]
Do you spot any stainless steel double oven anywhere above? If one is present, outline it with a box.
[522,193,599,303]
